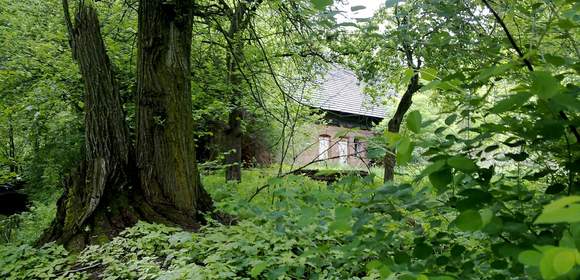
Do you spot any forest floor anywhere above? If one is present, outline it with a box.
[1,168,403,279]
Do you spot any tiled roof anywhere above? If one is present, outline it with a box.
[308,67,388,119]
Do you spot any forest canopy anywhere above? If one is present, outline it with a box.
[0,0,579,279]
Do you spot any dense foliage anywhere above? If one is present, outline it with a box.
[1,0,579,279]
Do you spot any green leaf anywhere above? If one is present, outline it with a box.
[518,250,542,266]
[311,0,333,10]
[366,260,392,278]
[406,110,422,133]
[539,247,578,279]
[420,160,446,177]
[535,196,580,224]
[545,183,566,195]
[454,210,482,231]
[491,92,533,114]
[350,5,366,11]
[476,63,514,82]
[420,68,438,81]
[447,156,477,172]
[544,54,566,66]
[413,243,433,259]
[531,71,560,99]
[250,262,269,277]
[396,136,414,165]
[335,206,351,221]
[429,168,452,192]
[552,249,576,275]
[444,114,457,125]
[479,208,494,226]
[400,68,414,87]
[330,206,352,232]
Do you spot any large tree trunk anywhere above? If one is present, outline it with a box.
[136,0,212,223]
[383,74,420,182]
[40,0,212,249]
[40,1,136,248]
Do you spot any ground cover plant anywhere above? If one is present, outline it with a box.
[1,0,579,279]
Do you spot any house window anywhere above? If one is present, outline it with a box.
[318,135,330,160]
[338,139,348,165]
[354,139,365,157]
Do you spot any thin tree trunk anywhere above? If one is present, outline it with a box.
[383,74,420,182]
[136,0,212,223]
[8,115,17,173]
[224,49,243,182]
[223,5,248,182]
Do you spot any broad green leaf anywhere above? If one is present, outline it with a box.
[479,208,494,226]
[335,206,351,221]
[420,160,446,177]
[444,114,457,125]
[350,5,366,11]
[518,250,542,266]
[491,92,533,114]
[330,207,352,232]
[531,71,560,99]
[544,54,566,66]
[335,22,358,28]
[539,247,578,279]
[311,0,333,10]
[447,156,477,172]
[420,67,438,81]
[429,168,452,192]
[400,68,414,87]
[250,262,269,277]
[553,249,576,275]
[413,243,433,259]
[475,63,514,81]
[366,260,392,278]
[535,196,580,224]
[384,131,401,147]
[406,110,422,133]
[454,210,482,231]
[396,136,414,165]
[545,183,566,194]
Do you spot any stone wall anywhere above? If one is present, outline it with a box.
[291,124,375,169]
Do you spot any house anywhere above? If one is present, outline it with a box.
[293,67,388,168]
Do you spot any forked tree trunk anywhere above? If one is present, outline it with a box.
[136,0,212,222]
[383,74,420,182]
[40,0,212,249]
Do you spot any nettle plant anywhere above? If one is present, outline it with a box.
[378,51,580,279]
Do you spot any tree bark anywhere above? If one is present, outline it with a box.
[224,43,243,182]
[383,74,420,182]
[7,115,17,173]
[136,0,212,222]
[40,0,213,249]
[40,1,136,248]
[222,3,250,182]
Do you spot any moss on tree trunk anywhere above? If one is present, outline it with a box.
[40,0,213,250]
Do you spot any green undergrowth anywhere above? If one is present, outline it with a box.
[1,169,579,279]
